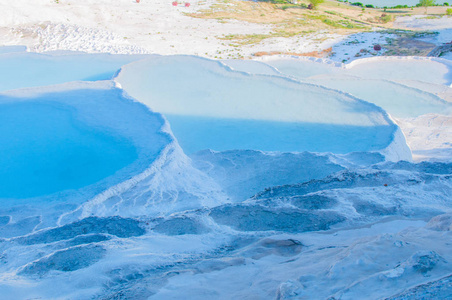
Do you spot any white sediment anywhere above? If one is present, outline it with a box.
[0,2,452,299]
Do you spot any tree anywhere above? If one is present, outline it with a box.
[308,0,324,9]
[418,0,436,14]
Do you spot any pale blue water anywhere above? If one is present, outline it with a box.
[0,52,148,92]
[0,101,138,199]
[306,78,452,118]
[0,46,27,54]
[166,114,395,154]
[265,59,337,79]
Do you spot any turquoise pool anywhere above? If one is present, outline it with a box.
[0,101,138,199]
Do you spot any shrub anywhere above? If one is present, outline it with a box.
[418,0,436,13]
[351,2,364,6]
[380,13,392,22]
[308,0,324,9]
[365,4,375,7]
[447,7,452,13]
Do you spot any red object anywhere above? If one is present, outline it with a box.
[373,44,382,51]
[172,1,178,5]
[136,0,140,3]
[185,2,190,6]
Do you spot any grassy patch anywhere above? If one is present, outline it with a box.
[188,0,434,48]
[306,13,367,28]
[422,15,443,19]
[220,29,313,46]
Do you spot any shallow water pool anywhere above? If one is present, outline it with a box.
[166,114,395,154]
[0,52,148,92]
[0,101,138,199]
[117,55,401,156]
[0,82,170,201]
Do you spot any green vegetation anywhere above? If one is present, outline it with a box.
[324,10,339,15]
[189,0,434,52]
[280,3,307,10]
[262,0,290,4]
[380,13,392,23]
[417,0,436,13]
[221,33,271,45]
[447,7,452,13]
[308,0,325,9]
[307,14,367,28]
[221,30,310,46]
[323,18,362,28]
